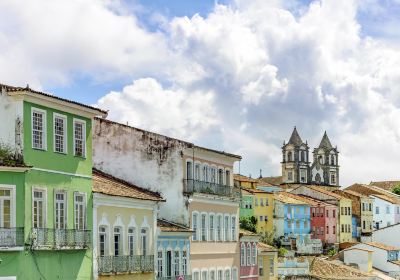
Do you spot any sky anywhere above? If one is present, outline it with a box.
[1,0,400,186]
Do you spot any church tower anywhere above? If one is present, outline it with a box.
[310,131,339,187]
[281,127,310,184]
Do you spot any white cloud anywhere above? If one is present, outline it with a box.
[1,0,400,186]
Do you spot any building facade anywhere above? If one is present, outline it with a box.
[258,243,278,280]
[239,189,254,219]
[93,118,241,280]
[0,83,106,279]
[243,189,274,235]
[239,230,259,280]
[92,169,164,280]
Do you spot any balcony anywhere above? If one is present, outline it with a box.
[158,276,192,280]
[183,179,234,197]
[0,227,24,249]
[31,228,91,250]
[98,255,154,274]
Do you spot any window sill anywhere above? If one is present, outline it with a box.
[54,151,68,155]
[32,147,47,152]
[74,155,87,159]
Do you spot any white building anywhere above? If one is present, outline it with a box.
[343,248,373,273]
[350,242,400,279]
[371,194,399,230]
[371,223,400,248]
[277,257,309,277]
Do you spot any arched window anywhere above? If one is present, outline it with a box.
[217,215,223,241]
[114,227,122,256]
[246,243,251,266]
[330,155,335,165]
[315,173,321,183]
[209,214,215,241]
[157,250,163,277]
[240,243,246,266]
[192,212,198,241]
[182,250,188,275]
[252,243,257,265]
[187,161,193,179]
[300,151,304,162]
[99,226,107,256]
[225,269,230,280]
[224,215,230,241]
[201,213,207,241]
[174,250,180,276]
[140,228,148,256]
[287,151,292,162]
[231,216,237,241]
[128,227,136,256]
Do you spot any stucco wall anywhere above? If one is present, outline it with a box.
[372,196,396,229]
[93,118,190,225]
[372,224,400,248]
[0,91,23,153]
[343,249,371,273]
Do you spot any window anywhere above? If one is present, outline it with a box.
[259,216,263,222]
[369,203,372,211]
[376,206,380,214]
[210,270,216,280]
[182,250,188,275]
[201,213,207,241]
[330,155,335,165]
[73,119,86,157]
[326,210,329,217]
[192,213,198,241]
[232,268,238,280]
[224,215,230,241]
[255,198,258,206]
[252,243,257,265]
[209,214,215,241]
[128,228,135,256]
[194,271,200,280]
[174,251,180,276]
[259,257,264,276]
[265,198,269,206]
[269,258,274,275]
[55,192,66,229]
[226,170,230,186]
[157,250,163,277]
[287,151,292,162]
[195,164,201,180]
[32,108,46,150]
[218,169,224,185]
[260,198,264,206]
[246,244,251,266]
[362,203,365,212]
[54,114,67,153]
[203,165,208,181]
[74,193,86,230]
[141,228,148,255]
[312,208,315,217]
[241,243,246,266]
[333,225,336,233]
[300,169,306,183]
[210,168,216,183]
[326,225,329,234]
[287,171,293,181]
[341,207,344,215]
[114,227,121,256]
[218,270,223,280]
[341,224,344,233]
[99,226,107,256]
[363,221,366,230]
[333,209,336,218]
[217,215,222,241]
[202,270,208,280]
[187,161,193,180]
[386,205,390,214]
[231,216,236,241]
[33,189,46,228]
[225,269,230,280]
[0,188,12,228]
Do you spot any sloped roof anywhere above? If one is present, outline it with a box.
[308,186,345,200]
[157,219,192,232]
[92,168,165,202]
[258,242,277,252]
[258,176,283,186]
[341,189,369,198]
[364,242,400,251]
[370,181,400,192]
[319,131,333,149]
[289,193,333,207]
[234,174,258,183]
[1,83,107,116]
[288,127,304,146]
[309,257,371,279]
[371,193,399,204]
[239,229,259,237]
[274,192,308,205]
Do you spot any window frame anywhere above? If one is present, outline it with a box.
[128,227,136,256]
[73,118,87,158]
[54,190,67,230]
[99,226,108,257]
[74,192,87,230]
[53,113,67,154]
[192,211,199,241]
[0,184,16,228]
[31,107,47,150]
[32,187,47,228]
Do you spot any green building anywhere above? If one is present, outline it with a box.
[240,189,255,218]
[0,84,106,280]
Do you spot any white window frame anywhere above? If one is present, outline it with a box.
[216,214,223,241]
[231,215,237,241]
[32,187,47,228]
[0,184,16,228]
[246,243,251,266]
[224,214,230,241]
[99,225,108,257]
[53,113,67,154]
[113,226,122,256]
[224,268,231,280]
[240,243,246,266]
[193,270,200,280]
[201,212,208,241]
[251,243,257,265]
[31,107,47,150]
[182,249,188,275]
[74,192,87,230]
[192,211,199,241]
[54,190,67,229]
[209,213,215,241]
[232,267,238,280]
[128,227,136,256]
[73,118,86,158]
[174,249,180,276]
[157,248,164,277]
[140,227,149,256]
[201,269,208,280]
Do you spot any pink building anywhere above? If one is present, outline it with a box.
[240,230,259,280]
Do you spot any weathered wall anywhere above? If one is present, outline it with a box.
[0,91,23,154]
[93,118,191,225]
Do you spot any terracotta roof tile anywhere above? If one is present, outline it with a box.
[370,181,400,192]
[274,192,308,205]
[364,242,400,251]
[308,186,345,199]
[157,219,192,232]
[258,242,277,252]
[92,168,165,202]
[258,176,283,186]
[234,174,258,183]
[309,257,371,279]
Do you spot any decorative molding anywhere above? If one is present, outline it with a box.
[31,167,92,179]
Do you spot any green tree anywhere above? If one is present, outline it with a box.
[393,184,400,195]
[260,231,275,246]
[239,216,257,233]
[278,247,288,257]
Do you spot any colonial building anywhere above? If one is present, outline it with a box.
[281,128,339,188]
[257,243,278,280]
[239,189,255,219]
[92,118,241,280]
[0,83,107,279]
[239,230,259,280]
[92,169,164,280]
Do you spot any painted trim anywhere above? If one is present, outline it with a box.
[73,118,87,158]
[93,193,157,209]
[0,166,31,172]
[53,112,68,154]
[73,191,87,230]
[31,167,92,178]
[54,190,68,229]
[31,106,47,151]
[191,195,240,206]
[32,187,47,228]
[0,184,16,228]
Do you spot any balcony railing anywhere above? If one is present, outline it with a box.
[31,228,91,250]
[183,179,234,197]
[158,275,192,280]
[0,227,24,248]
[98,255,154,274]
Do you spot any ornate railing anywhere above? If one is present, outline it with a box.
[31,228,91,249]
[0,227,24,248]
[98,255,154,274]
[183,179,234,197]
[158,275,192,280]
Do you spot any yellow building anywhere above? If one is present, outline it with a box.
[338,196,353,243]
[244,189,274,235]
[92,169,165,280]
[258,243,278,280]
[234,174,259,189]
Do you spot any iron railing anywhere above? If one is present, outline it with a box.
[98,255,154,274]
[183,179,233,197]
[31,228,91,249]
[0,227,24,248]
[158,275,192,280]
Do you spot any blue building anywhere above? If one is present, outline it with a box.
[156,219,192,279]
[352,215,360,240]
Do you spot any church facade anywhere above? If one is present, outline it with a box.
[281,127,339,187]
